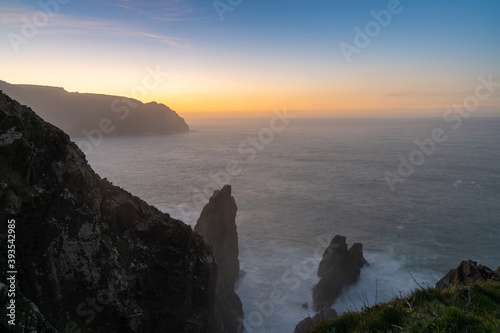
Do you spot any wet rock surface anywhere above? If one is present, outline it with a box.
[312,235,367,311]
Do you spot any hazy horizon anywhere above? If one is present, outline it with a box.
[1,0,500,118]
[2,79,500,122]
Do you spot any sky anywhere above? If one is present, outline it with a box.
[1,0,499,118]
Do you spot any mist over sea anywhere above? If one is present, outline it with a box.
[83,117,500,333]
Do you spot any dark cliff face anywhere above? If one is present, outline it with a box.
[312,235,367,311]
[194,185,243,333]
[0,80,189,138]
[0,91,215,332]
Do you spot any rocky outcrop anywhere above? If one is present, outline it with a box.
[0,80,189,138]
[194,185,243,333]
[312,235,367,311]
[294,308,338,333]
[0,91,216,332]
[435,260,500,290]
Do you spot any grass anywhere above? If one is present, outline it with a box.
[310,281,500,333]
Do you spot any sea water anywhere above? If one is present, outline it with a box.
[83,117,500,333]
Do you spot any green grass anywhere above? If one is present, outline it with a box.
[310,281,500,333]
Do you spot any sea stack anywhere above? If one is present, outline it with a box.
[312,235,367,311]
[195,185,243,333]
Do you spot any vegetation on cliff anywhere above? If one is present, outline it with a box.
[310,280,500,332]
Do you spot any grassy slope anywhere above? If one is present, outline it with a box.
[310,281,500,333]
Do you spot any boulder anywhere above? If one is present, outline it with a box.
[436,260,500,290]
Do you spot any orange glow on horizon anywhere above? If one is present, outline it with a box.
[2,63,498,119]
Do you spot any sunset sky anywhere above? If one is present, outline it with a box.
[1,0,499,118]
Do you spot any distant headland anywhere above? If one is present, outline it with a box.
[0,80,189,140]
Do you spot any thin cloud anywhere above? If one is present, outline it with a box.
[0,6,28,24]
[0,5,190,48]
[111,0,210,22]
[384,91,466,98]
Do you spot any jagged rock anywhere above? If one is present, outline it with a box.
[435,260,500,290]
[293,308,338,333]
[0,91,217,332]
[194,185,243,333]
[0,80,189,137]
[312,235,367,311]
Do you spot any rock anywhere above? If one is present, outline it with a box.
[312,235,367,311]
[195,185,243,333]
[435,260,500,290]
[294,308,338,333]
[301,302,309,309]
[0,91,217,332]
[0,80,189,137]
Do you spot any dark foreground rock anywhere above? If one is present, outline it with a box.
[312,235,367,311]
[0,91,217,332]
[195,185,243,333]
[294,308,338,333]
[435,260,500,290]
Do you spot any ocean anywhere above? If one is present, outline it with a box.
[81,116,500,333]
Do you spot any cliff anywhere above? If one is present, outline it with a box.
[0,80,189,138]
[194,185,243,333]
[0,91,215,332]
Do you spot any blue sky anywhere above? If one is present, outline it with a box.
[1,0,499,116]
